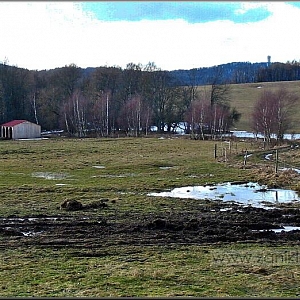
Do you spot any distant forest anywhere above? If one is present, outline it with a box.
[1,60,300,136]
[169,60,300,85]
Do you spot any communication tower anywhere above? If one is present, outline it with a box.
[267,55,271,67]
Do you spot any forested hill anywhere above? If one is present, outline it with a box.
[167,61,300,86]
[81,61,300,85]
[168,62,268,85]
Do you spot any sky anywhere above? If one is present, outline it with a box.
[1,1,300,71]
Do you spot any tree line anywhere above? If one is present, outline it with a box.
[256,61,300,83]
[0,62,239,138]
[0,60,298,142]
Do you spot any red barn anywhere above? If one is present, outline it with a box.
[1,120,41,139]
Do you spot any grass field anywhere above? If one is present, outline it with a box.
[1,136,300,297]
[0,137,251,216]
[197,80,300,132]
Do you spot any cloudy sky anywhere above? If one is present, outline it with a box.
[1,1,300,71]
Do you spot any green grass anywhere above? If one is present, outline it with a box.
[1,244,300,297]
[0,137,251,216]
[197,80,300,132]
[1,136,300,296]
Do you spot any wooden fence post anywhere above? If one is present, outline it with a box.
[214,144,217,159]
[243,150,248,168]
[275,149,279,174]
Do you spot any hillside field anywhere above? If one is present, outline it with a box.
[198,80,300,132]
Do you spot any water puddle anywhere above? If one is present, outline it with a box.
[265,153,273,160]
[27,217,58,222]
[254,226,300,233]
[0,216,85,237]
[3,226,43,237]
[280,167,300,174]
[148,182,300,208]
[272,226,300,233]
[92,173,137,178]
[22,231,44,236]
[0,217,60,224]
[92,165,106,169]
[32,172,70,180]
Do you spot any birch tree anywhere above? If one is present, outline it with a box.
[251,88,298,144]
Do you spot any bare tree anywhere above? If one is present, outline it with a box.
[208,68,233,139]
[184,90,210,140]
[62,90,89,137]
[91,90,112,137]
[251,88,298,145]
[273,88,298,142]
[118,94,152,136]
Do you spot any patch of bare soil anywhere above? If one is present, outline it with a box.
[1,203,300,250]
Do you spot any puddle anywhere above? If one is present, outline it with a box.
[0,217,68,224]
[159,166,174,170]
[32,172,70,180]
[3,226,43,237]
[148,182,300,208]
[265,154,273,160]
[272,226,300,233]
[27,217,58,222]
[0,216,85,237]
[92,173,137,178]
[254,226,300,233]
[92,166,106,169]
[280,167,300,174]
[220,208,233,212]
[1,218,25,224]
[22,231,43,236]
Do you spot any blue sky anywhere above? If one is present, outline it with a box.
[1,2,300,70]
[81,2,273,23]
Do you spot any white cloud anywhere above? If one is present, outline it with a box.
[234,2,269,15]
[1,2,300,70]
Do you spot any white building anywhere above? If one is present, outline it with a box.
[1,120,41,139]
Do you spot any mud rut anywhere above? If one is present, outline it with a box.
[1,203,300,250]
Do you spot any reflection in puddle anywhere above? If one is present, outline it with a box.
[148,182,300,208]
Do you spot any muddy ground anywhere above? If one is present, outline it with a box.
[1,202,300,251]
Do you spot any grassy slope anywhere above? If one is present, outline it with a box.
[198,80,300,132]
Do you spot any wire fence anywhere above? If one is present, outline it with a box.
[214,140,300,174]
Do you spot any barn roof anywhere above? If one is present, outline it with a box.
[1,120,28,127]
